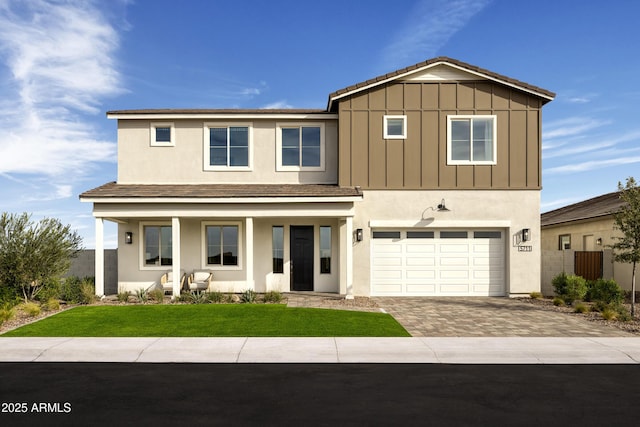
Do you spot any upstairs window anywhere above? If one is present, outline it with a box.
[447,115,496,165]
[277,123,325,171]
[204,124,251,170]
[150,122,175,146]
[383,115,407,139]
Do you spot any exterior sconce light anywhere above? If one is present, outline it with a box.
[521,228,530,242]
[355,229,363,242]
[125,232,133,244]
[596,238,602,246]
[437,199,450,212]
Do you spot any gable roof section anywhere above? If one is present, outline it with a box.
[541,191,625,227]
[80,182,363,201]
[106,109,332,120]
[327,56,555,111]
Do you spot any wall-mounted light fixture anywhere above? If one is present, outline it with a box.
[125,231,133,245]
[596,237,602,246]
[437,199,450,212]
[521,228,530,242]
[355,228,363,242]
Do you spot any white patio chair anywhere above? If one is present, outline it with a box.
[187,270,213,291]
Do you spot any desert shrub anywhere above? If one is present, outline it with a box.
[117,291,131,303]
[553,274,587,304]
[240,289,257,304]
[78,279,96,304]
[22,301,41,317]
[573,302,588,313]
[41,298,60,311]
[601,308,617,321]
[148,288,165,304]
[529,291,542,299]
[552,297,564,306]
[206,291,224,303]
[135,288,149,304]
[0,302,15,325]
[59,276,95,304]
[36,278,62,303]
[188,291,209,304]
[586,279,624,305]
[263,290,283,303]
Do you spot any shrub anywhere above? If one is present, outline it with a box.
[59,276,95,304]
[551,272,568,296]
[148,289,165,304]
[240,289,257,304]
[78,279,96,304]
[560,275,588,304]
[573,302,588,313]
[263,291,283,303]
[22,302,41,317]
[586,279,624,305]
[0,302,15,325]
[135,288,149,304]
[117,291,131,303]
[206,291,224,303]
[601,308,617,321]
[552,297,564,306]
[36,278,62,303]
[188,291,209,304]
[41,298,60,311]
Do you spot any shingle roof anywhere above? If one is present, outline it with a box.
[541,191,625,227]
[106,108,329,116]
[327,56,555,110]
[80,182,363,199]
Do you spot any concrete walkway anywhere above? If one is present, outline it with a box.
[1,337,640,363]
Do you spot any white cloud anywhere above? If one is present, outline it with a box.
[0,0,122,178]
[542,131,640,159]
[542,117,610,140]
[544,156,640,175]
[380,0,492,69]
[262,100,294,109]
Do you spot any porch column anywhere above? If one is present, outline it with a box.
[172,217,181,298]
[245,217,254,289]
[95,217,104,297]
[345,217,354,299]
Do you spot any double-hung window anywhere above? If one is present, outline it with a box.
[447,115,497,165]
[204,124,251,170]
[277,123,325,171]
[203,222,241,268]
[142,224,172,268]
[150,122,175,146]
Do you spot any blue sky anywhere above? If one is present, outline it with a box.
[1,0,639,248]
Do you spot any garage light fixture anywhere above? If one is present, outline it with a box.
[355,228,363,242]
[125,231,133,244]
[437,199,450,212]
[521,228,530,242]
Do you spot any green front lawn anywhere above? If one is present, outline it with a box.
[1,305,410,337]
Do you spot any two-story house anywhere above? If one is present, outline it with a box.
[80,57,554,298]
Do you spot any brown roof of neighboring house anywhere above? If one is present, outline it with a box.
[80,182,363,199]
[327,56,556,110]
[541,191,625,227]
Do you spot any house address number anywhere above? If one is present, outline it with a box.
[518,246,532,252]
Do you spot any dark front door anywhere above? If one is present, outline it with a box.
[291,226,314,291]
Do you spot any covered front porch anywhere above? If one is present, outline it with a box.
[81,183,362,299]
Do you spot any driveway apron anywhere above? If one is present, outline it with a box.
[373,297,634,337]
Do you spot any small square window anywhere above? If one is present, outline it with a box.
[150,122,175,146]
[559,235,571,250]
[383,115,407,139]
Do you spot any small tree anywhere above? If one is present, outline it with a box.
[610,177,640,317]
[0,213,82,301]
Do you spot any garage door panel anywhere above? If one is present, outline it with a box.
[371,230,505,296]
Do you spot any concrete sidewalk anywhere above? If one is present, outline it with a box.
[2,337,640,364]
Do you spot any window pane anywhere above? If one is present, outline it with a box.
[207,226,221,265]
[272,226,284,274]
[210,147,228,166]
[372,231,401,239]
[222,226,238,266]
[282,128,300,166]
[301,127,320,147]
[210,128,228,166]
[320,226,331,274]
[210,128,227,147]
[229,127,248,166]
[451,120,470,161]
[301,146,320,166]
[156,127,171,142]
[144,226,159,265]
[229,147,248,166]
[440,231,468,239]
[160,226,172,265]
[386,118,404,136]
[407,231,434,238]
[474,231,501,239]
[472,118,493,161]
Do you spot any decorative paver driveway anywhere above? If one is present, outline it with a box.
[373,297,634,337]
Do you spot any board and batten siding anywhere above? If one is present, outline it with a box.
[337,81,542,190]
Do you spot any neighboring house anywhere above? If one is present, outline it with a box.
[540,192,634,294]
[80,57,554,298]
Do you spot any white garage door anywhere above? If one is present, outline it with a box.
[371,230,505,296]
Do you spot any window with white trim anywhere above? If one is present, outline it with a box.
[447,115,497,164]
[202,222,242,269]
[383,115,407,139]
[150,122,175,146]
[141,223,172,268]
[276,123,325,171]
[204,123,251,170]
